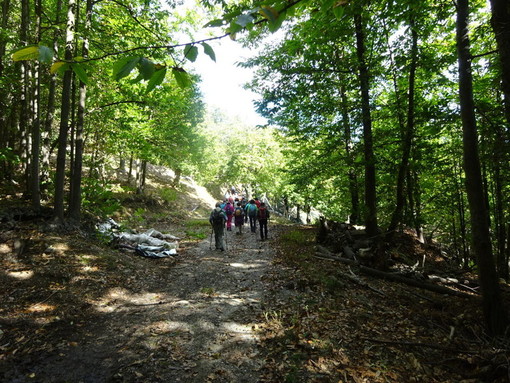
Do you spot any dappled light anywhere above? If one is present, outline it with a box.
[5,270,34,280]
[2,0,510,380]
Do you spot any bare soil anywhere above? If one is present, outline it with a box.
[1,208,283,382]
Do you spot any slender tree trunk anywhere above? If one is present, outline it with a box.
[388,14,418,233]
[19,0,30,183]
[42,0,62,191]
[339,82,359,224]
[136,160,147,194]
[54,0,76,221]
[489,0,510,125]
[494,163,507,279]
[0,0,11,152]
[453,159,469,267]
[128,152,134,184]
[354,12,378,237]
[69,0,92,222]
[456,0,507,336]
[29,0,42,209]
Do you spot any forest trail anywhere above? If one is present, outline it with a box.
[1,218,279,383]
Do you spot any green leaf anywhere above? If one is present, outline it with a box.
[71,63,89,85]
[138,57,155,80]
[235,13,254,27]
[259,6,278,24]
[333,5,345,20]
[55,62,70,75]
[268,10,285,33]
[12,46,39,61]
[146,67,167,93]
[112,56,141,81]
[172,68,191,88]
[320,0,335,12]
[184,45,199,63]
[204,19,225,28]
[38,45,54,63]
[228,21,243,35]
[202,43,216,62]
[51,61,66,74]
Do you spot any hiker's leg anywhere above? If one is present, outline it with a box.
[218,227,225,250]
[259,221,264,239]
[214,229,221,249]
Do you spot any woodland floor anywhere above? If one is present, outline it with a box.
[1,179,510,382]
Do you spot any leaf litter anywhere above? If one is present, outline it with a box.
[1,199,510,382]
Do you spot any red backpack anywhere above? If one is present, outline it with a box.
[258,207,267,220]
[225,203,234,215]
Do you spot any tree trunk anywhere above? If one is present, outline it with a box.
[354,13,378,237]
[128,152,134,184]
[494,163,507,279]
[68,0,92,222]
[339,82,359,224]
[29,0,42,210]
[54,0,76,221]
[489,0,510,124]
[0,0,11,161]
[19,0,30,184]
[388,14,418,233]
[456,0,508,336]
[41,0,62,191]
[453,159,470,267]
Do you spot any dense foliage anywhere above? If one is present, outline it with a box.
[1,0,510,334]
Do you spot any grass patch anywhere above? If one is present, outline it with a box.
[159,187,178,203]
[184,218,211,240]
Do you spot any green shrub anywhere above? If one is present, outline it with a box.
[82,177,121,217]
[160,187,178,203]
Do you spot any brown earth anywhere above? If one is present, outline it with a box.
[1,172,510,382]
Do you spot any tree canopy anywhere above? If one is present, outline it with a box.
[1,0,510,335]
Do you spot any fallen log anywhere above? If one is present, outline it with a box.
[314,252,474,299]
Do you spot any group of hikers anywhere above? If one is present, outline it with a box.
[209,194,271,251]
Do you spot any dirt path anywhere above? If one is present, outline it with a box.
[2,225,277,383]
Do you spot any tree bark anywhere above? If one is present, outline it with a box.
[54,0,76,221]
[388,14,418,233]
[41,0,63,191]
[339,82,359,224]
[69,0,92,222]
[456,0,508,336]
[29,0,42,210]
[0,0,11,160]
[489,0,510,125]
[354,13,378,237]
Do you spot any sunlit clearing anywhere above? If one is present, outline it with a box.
[79,265,99,273]
[93,287,170,312]
[147,320,192,334]
[6,270,34,280]
[222,322,257,342]
[229,262,265,269]
[27,303,55,313]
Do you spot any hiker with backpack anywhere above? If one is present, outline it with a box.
[245,199,259,233]
[224,201,235,231]
[234,202,245,234]
[257,202,270,240]
[209,202,227,251]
